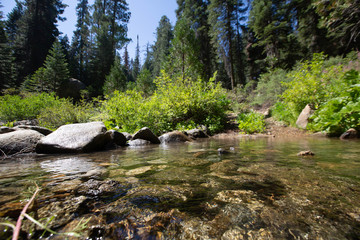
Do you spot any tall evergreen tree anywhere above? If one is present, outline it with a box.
[0,1,14,91]
[142,42,154,73]
[5,0,24,47]
[13,0,66,85]
[295,0,331,56]
[132,35,140,80]
[152,15,173,77]
[248,0,301,69]
[313,0,360,53]
[176,0,215,80]
[43,39,69,95]
[22,39,69,95]
[168,17,202,80]
[71,0,91,83]
[90,0,130,94]
[208,0,247,89]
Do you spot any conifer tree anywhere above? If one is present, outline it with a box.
[132,35,140,80]
[13,0,67,85]
[5,0,23,47]
[71,0,91,83]
[208,0,247,89]
[153,15,173,77]
[43,39,70,95]
[168,17,202,80]
[248,0,301,69]
[90,0,130,94]
[176,0,215,80]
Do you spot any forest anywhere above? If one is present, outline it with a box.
[0,0,359,136]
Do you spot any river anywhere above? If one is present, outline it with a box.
[0,135,359,239]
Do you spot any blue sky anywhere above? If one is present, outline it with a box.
[2,0,177,60]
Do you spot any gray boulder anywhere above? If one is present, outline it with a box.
[340,128,358,140]
[105,130,127,147]
[0,126,16,134]
[296,104,312,129]
[14,125,52,136]
[185,129,209,139]
[121,132,132,141]
[59,78,86,100]
[132,127,160,144]
[0,129,44,155]
[159,131,192,144]
[13,119,38,126]
[36,122,108,154]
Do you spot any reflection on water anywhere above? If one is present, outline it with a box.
[0,136,359,239]
[40,157,96,175]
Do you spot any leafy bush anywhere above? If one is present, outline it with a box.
[237,111,266,134]
[0,93,61,122]
[281,53,346,113]
[37,99,95,130]
[308,70,360,135]
[0,92,95,129]
[270,102,298,126]
[250,68,290,107]
[99,71,230,135]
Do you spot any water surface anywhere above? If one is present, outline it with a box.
[0,135,359,239]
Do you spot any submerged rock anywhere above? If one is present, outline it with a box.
[297,150,315,156]
[36,196,87,229]
[185,129,209,139]
[132,127,160,144]
[76,179,128,198]
[36,122,108,154]
[159,131,192,144]
[0,129,44,155]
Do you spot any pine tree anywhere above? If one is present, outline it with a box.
[168,17,202,80]
[248,0,301,69]
[142,42,154,73]
[13,0,67,85]
[5,0,24,47]
[152,15,173,77]
[313,0,360,53]
[176,0,215,80]
[90,0,130,94]
[0,1,14,91]
[208,0,247,89]
[43,39,70,95]
[71,0,91,83]
[132,35,140,80]
[103,56,127,94]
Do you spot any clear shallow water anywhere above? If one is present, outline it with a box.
[0,136,359,239]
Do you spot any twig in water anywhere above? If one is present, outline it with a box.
[12,184,40,240]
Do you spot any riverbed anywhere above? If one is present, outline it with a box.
[1,135,359,239]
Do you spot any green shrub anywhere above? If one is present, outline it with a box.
[281,53,346,113]
[237,111,266,134]
[270,102,298,126]
[250,68,290,107]
[37,99,95,130]
[308,70,360,135]
[99,71,230,135]
[0,92,60,122]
